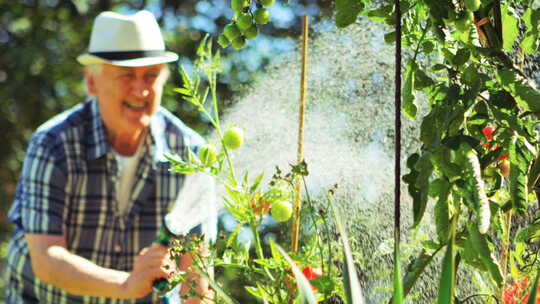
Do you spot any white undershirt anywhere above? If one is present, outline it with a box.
[114,145,143,215]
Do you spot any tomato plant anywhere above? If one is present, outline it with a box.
[166,37,359,303]
[345,0,540,302]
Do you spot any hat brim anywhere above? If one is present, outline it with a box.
[77,52,178,67]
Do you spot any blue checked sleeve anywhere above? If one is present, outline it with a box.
[17,132,68,235]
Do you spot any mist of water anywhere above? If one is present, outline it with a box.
[216,17,425,303]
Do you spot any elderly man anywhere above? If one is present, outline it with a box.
[5,10,214,304]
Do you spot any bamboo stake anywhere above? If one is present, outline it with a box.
[291,15,309,253]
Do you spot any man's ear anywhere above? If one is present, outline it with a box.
[84,67,98,96]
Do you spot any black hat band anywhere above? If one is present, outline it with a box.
[90,50,167,60]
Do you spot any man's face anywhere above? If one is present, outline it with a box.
[86,63,168,136]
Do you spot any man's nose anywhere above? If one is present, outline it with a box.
[132,77,150,98]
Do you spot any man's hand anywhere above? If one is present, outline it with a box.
[122,243,174,298]
[25,234,174,300]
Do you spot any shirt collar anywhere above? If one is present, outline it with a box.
[86,98,171,163]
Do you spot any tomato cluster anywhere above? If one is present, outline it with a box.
[218,0,273,50]
[502,277,540,304]
[481,125,510,178]
[284,266,324,292]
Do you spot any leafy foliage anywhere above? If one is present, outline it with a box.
[330,0,540,302]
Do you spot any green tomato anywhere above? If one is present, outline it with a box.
[259,0,275,6]
[465,0,480,11]
[271,201,292,222]
[243,24,259,39]
[198,144,217,166]
[231,0,248,12]
[217,34,230,48]
[223,127,244,150]
[237,13,253,30]
[254,8,270,25]
[231,36,246,50]
[483,165,497,178]
[224,23,241,40]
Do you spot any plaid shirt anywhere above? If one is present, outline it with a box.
[6,99,208,304]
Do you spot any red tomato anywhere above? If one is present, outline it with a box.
[301,266,323,281]
[482,126,495,137]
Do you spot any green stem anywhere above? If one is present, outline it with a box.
[249,222,264,261]
[303,177,332,289]
[412,19,430,63]
[249,221,275,282]
[207,68,237,181]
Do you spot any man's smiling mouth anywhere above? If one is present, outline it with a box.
[124,101,147,110]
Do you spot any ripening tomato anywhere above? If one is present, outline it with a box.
[249,193,271,215]
[499,159,510,177]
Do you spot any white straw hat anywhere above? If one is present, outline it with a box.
[77,10,178,67]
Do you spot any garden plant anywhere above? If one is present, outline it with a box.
[210,0,540,303]
[162,36,364,303]
[346,0,540,303]
[157,0,539,303]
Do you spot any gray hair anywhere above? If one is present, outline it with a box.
[86,64,103,77]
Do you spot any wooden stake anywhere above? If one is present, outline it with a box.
[291,15,309,253]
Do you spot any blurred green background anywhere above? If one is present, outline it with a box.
[0,0,334,297]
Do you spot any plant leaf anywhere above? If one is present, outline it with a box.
[249,172,264,194]
[412,152,433,228]
[467,224,503,286]
[310,276,335,295]
[395,248,442,303]
[501,4,520,51]
[403,60,417,119]
[522,33,539,54]
[495,69,540,113]
[509,137,529,212]
[433,180,450,243]
[436,237,455,304]
[452,48,470,67]
[515,222,540,243]
[329,201,364,304]
[335,0,364,28]
[521,8,540,54]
